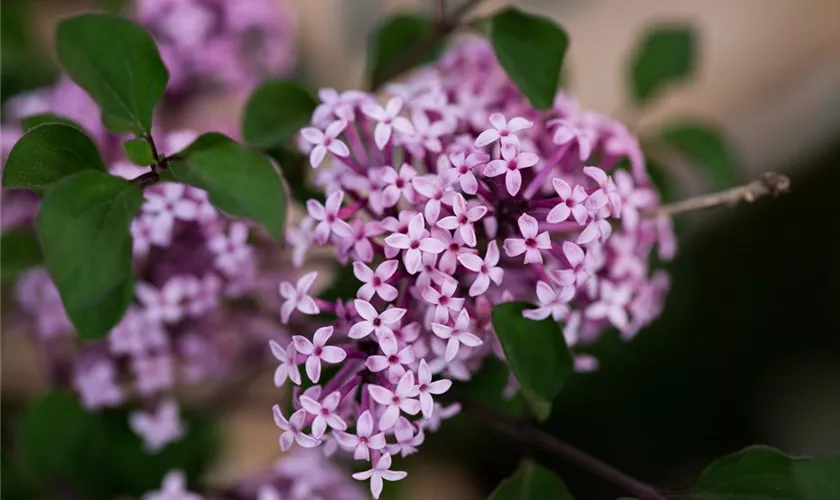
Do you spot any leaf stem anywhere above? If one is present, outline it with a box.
[643,171,790,219]
[371,0,486,89]
[465,401,668,500]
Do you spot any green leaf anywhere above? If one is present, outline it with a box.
[629,24,697,103]
[489,459,573,500]
[56,13,168,135]
[36,170,143,339]
[21,113,84,133]
[693,445,840,500]
[3,123,106,192]
[458,357,527,417]
[20,391,98,483]
[490,302,573,420]
[1,228,42,283]
[168,136,287,240]
[482,7,569,109]
[367,14,442,90]
[122,137,156,166]
[661,122,737,190]
[242,80,317,149]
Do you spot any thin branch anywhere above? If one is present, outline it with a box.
[371,0,486,90]
[643,171,791,219]
[130,171,160,189]
[465,402,668,500]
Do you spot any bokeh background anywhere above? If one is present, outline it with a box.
[3,0,840,498]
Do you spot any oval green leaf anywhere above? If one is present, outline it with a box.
[629,24,697,103]
[489,459,573,500]
[483,7,569,109]
[242,80,317,149]
[660,121,737,190]
[168,136,287,240]
[367,14,441,90]
[56,13,168,135]
[123,137,156,166]
[0,228,43,283]
[3,123,106,193]
[21,113,84,133]
[694,445,840,500]
[36,170,143,339]
[490,301,573,420]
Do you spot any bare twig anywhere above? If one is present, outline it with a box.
[371,0,486,90]
[643,171,791,219]
[130,171,160,189]
[465,401,668,500]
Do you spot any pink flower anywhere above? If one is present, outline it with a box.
[435,193,487,247]
[354,260,399,302]
[408,109,447,153]
[380,163,418,205]
[307,191,353,244]
[129,399,185,453]
[583,166,622,217]
[483,145,539,196]
[388,417,425,457]
[348,300,406,349]
[299,390,348,439]
[503,214,551,264]
[208,222,251,274]
[414,359,452,418]
[333,410,386,461]
[73,359,124,410]
[475,113,533,148]
[435,228,473,275]
[142,470,201,500]
[352,453,408,500]
[446,151,488,194]
[548,118,594,161]
[143,183,198,224]
[412,171,457,223]
[585,280,633,331]
[384,213,445,274]
[131,353,175,396]
[362,97,415,150]
[136,278,189,324]
[269,339,301,386]
[547,179,589,225]
[367,371,421,430]
[365,337,415,382]
[457,240,503,296]
[287,217,316,268]
[431,309,483,361]
[279,272,320,324]
[340,218,382,263]
[551,241,598,288]
[293,326,347,383]
[523,281,574,321]
[422,277,465,324]
[300,119,350,168]
[273,405,321,450]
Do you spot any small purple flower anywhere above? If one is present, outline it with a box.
[365,337,415,382]
[348,300,406,350]
[435,193,487,247]
[273,405,321,451]
[414,359,452,418]
[367,371,421,430]
[421,277,465,324]
[141,470,202,500]
[383,213,445,274]
[431,309,483,362]
[483,144,539,196]
[307,191,353,244]
[503,213,551,264]
[74,359,124,410]
[475,113,533,148]
[352,452,407,500]
[301,119,350,168]
[269,339,301,387]
[333,410,386,461]
[362,97,415,150]
[354,260,399,302]
[388,416,425,457]
[293,326,347,383]
[279,272,320,324]
[129,399,185,453]
[547,179,589,225]
[457,240,503,296]
[299,390,348,439]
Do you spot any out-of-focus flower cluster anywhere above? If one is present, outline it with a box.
[273,38,676,498]
[1,0,297,454]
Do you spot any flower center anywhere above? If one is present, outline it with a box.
[525,237,537,248]
[392,396,401,405]
[388,354,399,364]
[480,264,488,274]
[507,160,518,171]
[410,240,420,250]
[326,214,336,223]
[373,317,382,327]
[448,243,459,252]
[320,408,330,416]
[313,346,322,356]
[439,296,450,306]
[396,178,405,189]
[458,214,469,224]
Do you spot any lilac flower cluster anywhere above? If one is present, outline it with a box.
[134,0,297,95]
[273,38,676,498]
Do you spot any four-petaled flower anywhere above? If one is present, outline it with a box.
[431,309,483,361]
[300,119,350,168]
[483,144,539,196]
[292,326,346,383]
[414,359,452,418]
[333,410,386,461]
[445,151,488,195]
[362,97,416,150]
[307,190,353,244]
[349,300,406,350]
[352,453,408,500]
[272,405,321,451]
[279,272,320,324]
[547,179,589,225]
[365,337,416,382]
[523,281,574,321]
[368,371,421,430]
[585,280,633,331]
[129,399,184,453]
[354,260,399,302]
[457,240,503,296]
[384,213,445,274]
[422,277,465,324]
[142,470,202,500]
[435,193,487,247]
[269,339,301,387]
[299,390,348,439]
[475,112,533,148]
[503,214,551,264]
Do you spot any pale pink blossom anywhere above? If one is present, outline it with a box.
[523,281,574,321]
[273,405,321,450]
[300,119,350,168]
[431,309,483,361]
[333,410,386,461]
[422,277,465,324]
[548,118,595,161]
[74,359,124,410]
[142,470,202,500]
[445,151,488,194]
[547,179,589,225]
[365,337,415,382]
[208,222,251,274]
[411,171,457,223]
[269,339,301,386]
[300,390,348,439]
[384,213,445,274]
[379,164,418,205]
[143,183,198,224]
[129,399,185,453]
[279,272,320,324]
[435,193,487,247]
[352,453,407,500]
[354,260,399,301]
[475,113,533,148]
[368,371,421,430]
[414,359,452,418]
[585,280,633,331]
[307,191,353,244]
[435,228,473,275]
[503,214,551,264]
[388,417,425,457]
[348,300,406,349]
[483,144,539,196]
[362,97,415,150]
[293,326,346,383]
[457,240,503,296]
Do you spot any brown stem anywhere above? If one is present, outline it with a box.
[465,402,668,500]
[643,171,791,219]
[131,171,160,189]
[371,0,486,90]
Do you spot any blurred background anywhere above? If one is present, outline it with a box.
[3,0,840,498]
